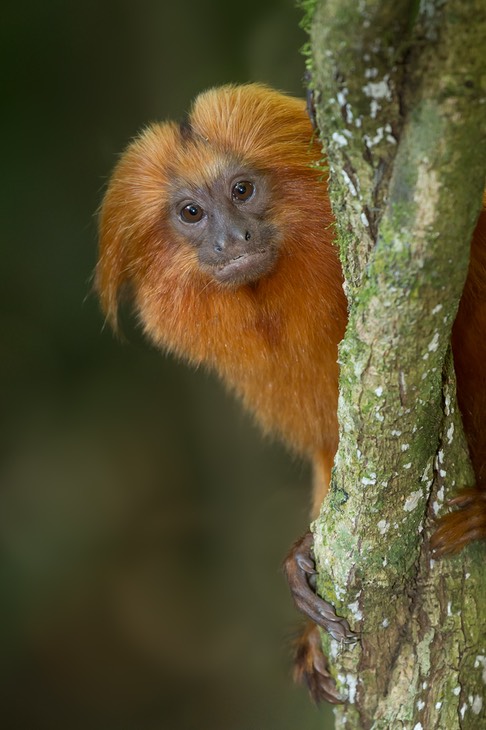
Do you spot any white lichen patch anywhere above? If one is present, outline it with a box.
[334,583,346,601]
[420,459,433,482]
[420,0,437,19]
[362,473,377,486]
[447,422,455,444]
[329,638,340,660]
[444,393,452,416]
[341,169,358,196]
[346,673,358,704]
[364,67,379,79]
[363,123,396,147]
[352,357,365,378]
[382,618,389,628]
[453,686,461,696]
[474,655,486,683]
[434,457,447,478]
[404,489,422,511]
[391,429,402,437]
[375,386,383,397]
[362,75,392,101]
[417,699,425,710]
[337,673,358,704]
[432,493,444,515]
[472,696,483,714]
[363,123,397,148]
[348,601,363,621]
[370,99,380,119]
[432,303,443,315]
[377,519,390,535]
[401,443,410,452]
[337,90,348,107]
[332,131,349,147]
[435,701,442,710]
[403,462,412,470]
[360,211,369,227]
[336,90,355,126]
[413,723,423,730]
[460,703,468,719]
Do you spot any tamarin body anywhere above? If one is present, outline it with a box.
[97,83,486,702]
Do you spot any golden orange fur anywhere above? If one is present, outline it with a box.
[97,83,486,544]
[97,84,347,510]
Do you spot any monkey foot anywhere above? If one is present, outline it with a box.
[283,531,358,643]
[293,622,343,704]
[431,488,486,556]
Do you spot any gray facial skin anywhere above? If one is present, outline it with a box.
[170,165,280,287]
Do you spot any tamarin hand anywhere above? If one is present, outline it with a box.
[284,532,357,644]
[97,83,486,703]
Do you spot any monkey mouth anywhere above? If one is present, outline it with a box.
[212,249,277,286]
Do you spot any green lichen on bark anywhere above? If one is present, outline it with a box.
[306,0,486,727]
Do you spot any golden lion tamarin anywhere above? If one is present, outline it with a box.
[97,83,486,703]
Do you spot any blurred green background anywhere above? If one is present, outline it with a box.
[2,1,334,728]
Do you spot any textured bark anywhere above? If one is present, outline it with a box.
[302,0,486,727]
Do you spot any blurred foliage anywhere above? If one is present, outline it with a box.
[1,1,334,728]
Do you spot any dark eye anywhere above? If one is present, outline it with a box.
[180,203,204,223]
[232,181,254,202]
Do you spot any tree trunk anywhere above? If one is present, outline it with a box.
[302,0,486,726]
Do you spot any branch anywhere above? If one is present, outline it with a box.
[306,0,486,724]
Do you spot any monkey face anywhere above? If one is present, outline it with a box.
[169,164,281,287]
[97,85,325,330]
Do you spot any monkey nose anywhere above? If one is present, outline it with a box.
[213,231,251,253]
[214,232,252,255]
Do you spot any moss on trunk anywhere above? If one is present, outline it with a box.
[303,0,486,726]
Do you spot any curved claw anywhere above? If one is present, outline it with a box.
[293,623,344,704]
[283,531,359,643]
[431,488,486,556]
